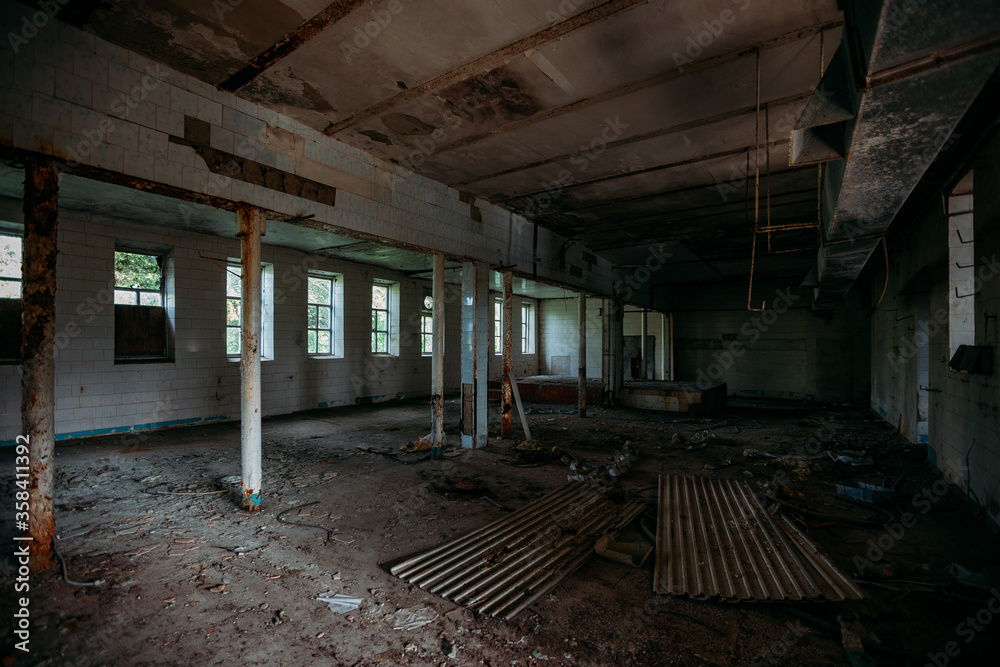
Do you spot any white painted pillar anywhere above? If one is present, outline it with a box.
[431,253,445,456]
[501,270,513,438]
[238,206,264,511]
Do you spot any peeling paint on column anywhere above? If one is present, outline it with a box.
[21,159,58,571]
[238,206,264,511]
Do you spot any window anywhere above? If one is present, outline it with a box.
[494,298,503,355]
[371,280,399,355]
[521,302,535,354]
[114,250,169,360]
[0,233,22,360]
[307,275,335,355]
[421,295,434,356]
[226,262,274,359]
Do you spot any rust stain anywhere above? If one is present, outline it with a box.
[437,67,539,125]
[21,158,59,572]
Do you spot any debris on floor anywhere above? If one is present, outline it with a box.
[654,474,863,601]
[316,591,362,614]
[836,481,895,504]
[390,482,645,619]
[389,606,439,630]
[593,534,652,567]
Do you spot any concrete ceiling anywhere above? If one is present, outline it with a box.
[43,0,1000,305]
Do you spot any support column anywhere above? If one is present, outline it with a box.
[461,261,489,449]
[602,298,611,406]
[501,270,513,439]
[640,308,648,380]
[613,296,625,398]
[578,292,587,417]
[21,159,58,571]
[431,253,445,457]
[238,206,264,511]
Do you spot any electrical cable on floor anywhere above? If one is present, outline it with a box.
[53,536,105,587]
[276,501,333,543]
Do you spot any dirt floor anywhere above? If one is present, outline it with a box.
[2,397,1000,666]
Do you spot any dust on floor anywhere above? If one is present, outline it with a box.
[1,399,998,666]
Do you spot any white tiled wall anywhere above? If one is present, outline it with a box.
[0,208,461,443]
[0,8,619,298]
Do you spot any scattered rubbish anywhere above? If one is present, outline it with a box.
[139,475,163,484]
[563,443,637,483]
[655,474,862,601]
[403,433,433,452]
[670,433,684,445]
[392,483,645,619]
[531,650,549,660]
[742,470,754,478]
[829,451,874,466]
[836,482,895,504]
[839,615,880,667]
[316,592,362,614]
[594,534,652,567]
[441,637,457,658]
[390,606,439,630]
[689,430,716,444]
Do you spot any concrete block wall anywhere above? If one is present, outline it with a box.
[0,10,619,297]
[538,297,603,379]
[0,205,461,444]
[670,283,870,402]
[869,131,1000,529]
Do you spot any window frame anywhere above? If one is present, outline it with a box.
[521,301,535,355]
[0,232,23,362]
[113,246,173,363]
[494,298,503,355]
[0,232,21,300]
[420,294,434,357]
[226,261,275,361]
[306,273,338,357]
[371,280,399,356]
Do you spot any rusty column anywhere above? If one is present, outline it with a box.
[21,159,58,571]
[578,292,587,417]
[237,206,264,511]
[500,270,513,439]
[431,253,445,457]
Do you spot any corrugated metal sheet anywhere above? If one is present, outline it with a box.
[655,474,863,601]
[391,482,645,620]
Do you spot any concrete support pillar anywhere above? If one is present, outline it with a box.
[640,308,648,380]
[501,270,513,439]
[613,297,625,398]
[602,298,611,406]
[21,159,58,571]
[237,206,264,511]
[578,292,587,417]
[431,253,445,457]
[461,261,489,448]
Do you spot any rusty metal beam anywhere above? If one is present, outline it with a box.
[322,0,648,136]
[238,206,265,511]
[433,21,842,156]
[21,158,58,572]
[501,270,513,439]
[219,0,369,91]
[431,252,445,457]
[455,92,808,188]
[578,292,587,418]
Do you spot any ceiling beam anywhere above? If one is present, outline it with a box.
[321,0,648,136]
[432,20,842,156]
[456,92,810,188]
[219,0,369,91]
[588,213,821,251]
